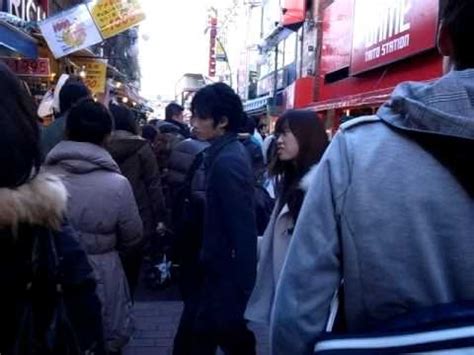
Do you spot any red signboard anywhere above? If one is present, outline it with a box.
[1,57,50,77]
[208,15,217,77]
[350,0,439,75]
[281,0,306,27]
[320,0,354,74]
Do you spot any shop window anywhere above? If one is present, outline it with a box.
[324,67,349,83]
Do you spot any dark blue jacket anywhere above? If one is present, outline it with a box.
[196,134,257,329]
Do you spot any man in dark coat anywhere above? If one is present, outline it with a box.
[182,82,257,355]
[163,102,191,139]
[41,78,91,158]
[107,104,166,296]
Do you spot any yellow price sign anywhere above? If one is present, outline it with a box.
[89,0,146,39]
[74,58,108,94]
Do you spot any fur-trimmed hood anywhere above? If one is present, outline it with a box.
[0,173,67,230]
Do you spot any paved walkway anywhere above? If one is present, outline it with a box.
[124,287,269,355]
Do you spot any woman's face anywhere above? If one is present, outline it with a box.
[276,128,299,161]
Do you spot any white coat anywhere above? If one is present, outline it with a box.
[245,165,318,324]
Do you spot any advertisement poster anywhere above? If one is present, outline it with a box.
[39,4,102,58]
[0,57,50,77]
[89,0,145,39]
[74,58,108,94]
[350,0,438,75]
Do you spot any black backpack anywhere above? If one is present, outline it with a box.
[7,226,103,355]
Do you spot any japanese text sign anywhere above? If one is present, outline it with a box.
[89,0,146,39]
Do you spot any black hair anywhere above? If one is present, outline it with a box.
[141,124,158,143]
[148,118,159,126]
[66,99,113,146]
[165,102,184,120]
[191,82,244,133]
[440,0,474,69]
[270,110,329,220]
[59,81,91,114]
[240,113,257,135]
[110,103,138,134]
[0,62,41,188]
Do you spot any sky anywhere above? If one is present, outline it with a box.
[138,0,212,101]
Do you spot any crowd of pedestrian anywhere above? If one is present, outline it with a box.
[1,0,474,354]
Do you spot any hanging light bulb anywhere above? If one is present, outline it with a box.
[122,97,129,104]
[79,66,87,79]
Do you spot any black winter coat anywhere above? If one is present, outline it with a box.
[196,134,257,330]
[108,130,167,237]
[0,173,105,355]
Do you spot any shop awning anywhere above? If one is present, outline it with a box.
[0,20,38,58]
[306,88,393,112]
[244,95,270,115]
[261,26,295,52]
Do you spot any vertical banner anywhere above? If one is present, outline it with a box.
[208,9,217,77]
[73,58,108,94]
[88,0,146,39]
[39,4,102,58]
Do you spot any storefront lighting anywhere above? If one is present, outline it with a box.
[132,101,137,106]
[79,66,87,78]
[116,82,122,88]
[122,97,129,103]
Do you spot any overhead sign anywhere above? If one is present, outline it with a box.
[321,0,354,75]
[73,58,108,94]
[89,0,146,39]
[39,4,102,59]
[281,0,306,28]
[0,57,50,76]
[350,0,439,75]
[3,0,48,21]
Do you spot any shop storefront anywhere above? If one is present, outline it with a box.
[247,0,307,118]
[295,0,443,134]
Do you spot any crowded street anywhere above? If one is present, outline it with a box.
[2,0,474,354]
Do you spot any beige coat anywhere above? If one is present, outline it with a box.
[45,141,143,352]
[245,165,318,324]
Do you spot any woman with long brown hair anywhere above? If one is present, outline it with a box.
[245,109,329,325]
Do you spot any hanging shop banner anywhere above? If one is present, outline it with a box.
[39,4,102,59]
[88,0,146,39]
[1,57,50,77]
[350,0,439,75]
[73,58,108,94]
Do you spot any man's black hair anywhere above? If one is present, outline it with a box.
[110,103,138,135]
[66,99,113,146]
[440,0,474,69]
[240,113,257,135]
[191,82,244,133]
[59,81,91,114]
[165,102,184,121]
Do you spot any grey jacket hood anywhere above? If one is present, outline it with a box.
[379,69,474,139]
[46,141,120,175]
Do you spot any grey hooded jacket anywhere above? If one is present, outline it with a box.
[271,69,474,354]
[45,141,143,352]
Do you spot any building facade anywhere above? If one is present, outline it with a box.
[238,0,442,133]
